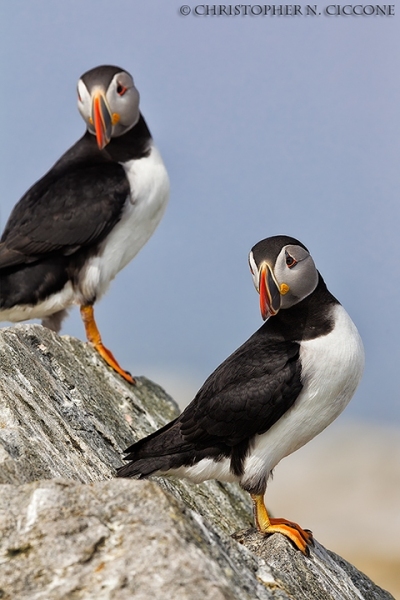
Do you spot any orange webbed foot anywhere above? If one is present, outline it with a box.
[251,493,313,556]
[267,517,313,555]
[94,341,136,385]
[80,305,135,385]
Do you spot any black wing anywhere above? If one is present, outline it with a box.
[123,324,302,459]
[179,325,302,448]
[0,145,129,269]
[118,323,303,479]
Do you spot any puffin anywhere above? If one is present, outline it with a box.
[0,65,170,384]
[117,235,365,553]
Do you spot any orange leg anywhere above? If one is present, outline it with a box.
[80,304,135,385]
[250,493,313,555]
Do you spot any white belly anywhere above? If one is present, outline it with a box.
[240,304,365,490]
[78,143,170,301]
[167,458,239,485]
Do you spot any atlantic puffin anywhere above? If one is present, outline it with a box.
[0,65,170,384]
[117,234,365,553]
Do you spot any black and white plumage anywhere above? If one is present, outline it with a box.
[0,65,169,383]
[117,235,364,553]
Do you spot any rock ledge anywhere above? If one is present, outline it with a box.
[0,325,394,600]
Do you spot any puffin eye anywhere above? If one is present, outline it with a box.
[116,83,128,96]
[285,253,297,269]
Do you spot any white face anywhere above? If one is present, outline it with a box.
[248,251,260,291]
[77,70,140,139]
[272,244,319,309]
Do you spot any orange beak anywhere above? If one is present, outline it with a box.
[91,92,112,150]
[259,264,281,321]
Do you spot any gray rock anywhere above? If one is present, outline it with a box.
[233,530,395,600]
[0,325,394,599]
[0,478,269,600]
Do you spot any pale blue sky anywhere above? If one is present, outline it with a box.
[1,2,399,423]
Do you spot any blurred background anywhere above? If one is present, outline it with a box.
[1,2,399,595]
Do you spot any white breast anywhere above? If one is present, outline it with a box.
[240,304,365,491]
[79,144,170,302]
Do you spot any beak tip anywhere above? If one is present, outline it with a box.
[96,137,107,150]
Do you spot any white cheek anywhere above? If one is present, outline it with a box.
[273,247,289,284]
[248,252,259,290]
[106,83,139,122]
[77,82,92,123]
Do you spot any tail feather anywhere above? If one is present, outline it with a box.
[116,417,229,479]
[117,417,194,478]
[117,456,176,479]
[122,417,180,458]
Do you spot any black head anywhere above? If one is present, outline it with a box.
[77,65,140,150]
[248,235,318,320]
